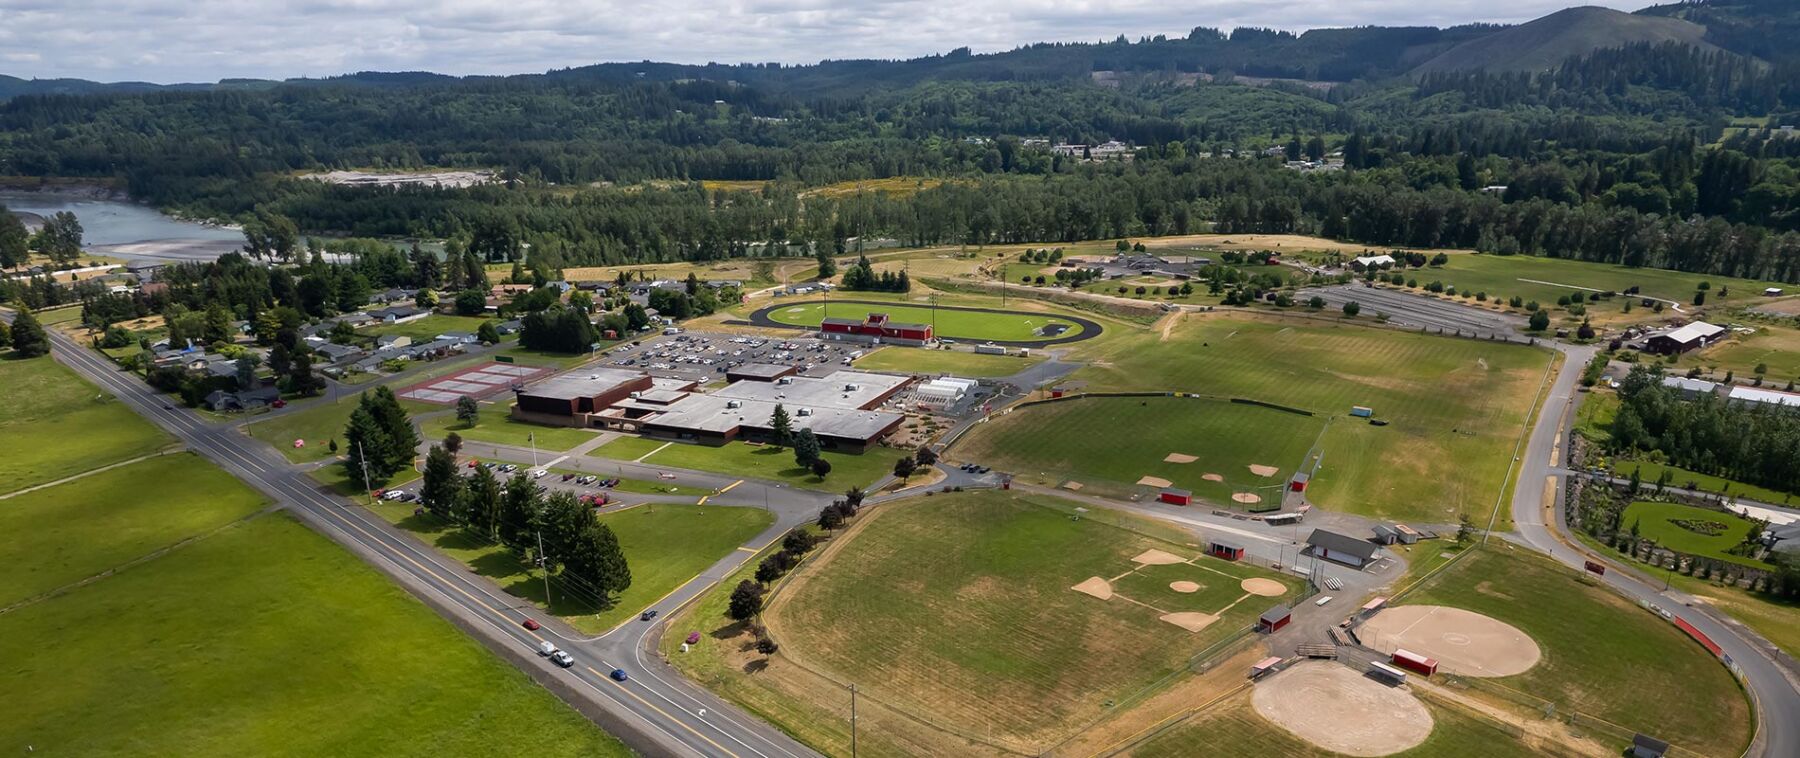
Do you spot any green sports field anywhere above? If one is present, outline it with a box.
[853,345,1045,377]
[1066,314,1551,523]
[763,300,1088,342]
[1621,500,1770,569]
[369,501,773,633]
[1129,689,1540,758]
[766,491,1301,749]
[958,396,1322,503]
[1407,546,1751,755]
[0,355,173,492]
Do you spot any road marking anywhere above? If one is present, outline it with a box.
[636,441,673,462]
[544,454,570,468]
[715,479,744,495]
[735,546,758,554]
[589,666,740,758]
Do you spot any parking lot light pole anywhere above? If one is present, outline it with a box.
[536,530,553,606]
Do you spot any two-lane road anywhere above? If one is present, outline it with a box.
[39,324,817,758]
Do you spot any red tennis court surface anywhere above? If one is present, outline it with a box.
[398,362,552,405]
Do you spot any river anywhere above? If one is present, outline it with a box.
[1,191,244,263]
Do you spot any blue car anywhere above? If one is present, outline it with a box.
[609,668,629,682]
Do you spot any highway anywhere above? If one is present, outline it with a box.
[1509,343,1800,758]
[40,325,822,758]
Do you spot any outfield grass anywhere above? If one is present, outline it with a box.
[1622,501,1770,569]
[959,396,1321,503]
[0,513,629,756]
[853,345,1045,377]
[246,395,434,463]
[0,355,173,492]
[764,300,1087,342]
[361,313,495,344]
[419,409,602,453]
[766,491,1301,748]
[1130,690,1541,758]
[368,501,772,633]
[1064,314,1551,523]
[604,437,908,492]
[1408,546,1750,755]
[0,453,268,607]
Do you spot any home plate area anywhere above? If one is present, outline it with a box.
[398,362,551,405]
[1069,549,1277,633]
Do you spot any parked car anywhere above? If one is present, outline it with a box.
[531,469,548,479]
[562,473,576,481]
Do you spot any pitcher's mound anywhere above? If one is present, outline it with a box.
[1232,492,1262,504]
[1357,605,1541,677]
[1132,549,1187,565]
[1253,661,1432,756]
[1201,473,1225,482]
[1163,453,1199,463]
[1137,475,1174,487]
[1170,581,1201,593]
[1248,464,1280,477]
[1241,578,1286,596]
[1160,611,1218,632]
[1071,577,1113,600]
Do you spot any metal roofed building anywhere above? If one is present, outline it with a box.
[1660,376,1719,400]
[1727,385,1800,410]
[1645,321,1726,354]
[712,370,910,411]
[637,393,903,452]
[514,368,655,416]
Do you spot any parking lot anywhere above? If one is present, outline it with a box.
[377,461,641,508]
[600,330,871,384]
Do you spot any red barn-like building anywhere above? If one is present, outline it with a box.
[820,313,935,345]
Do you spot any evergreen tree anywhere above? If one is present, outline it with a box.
[456,395,480,425]
[499,472,541,551]
[769,403,794,448]
[462,465,502,536]
[420,445,463,520]
[564,520,632,606]
[8,308,48,357]
[793,428,822,468]
[287,350,322,396]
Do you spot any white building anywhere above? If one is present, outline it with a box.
[1728,385,1800,409]
[1351,254,1396,270]
[913,377,980,410]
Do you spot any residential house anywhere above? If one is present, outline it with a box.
[495,319,523,335]
[370,287,419,304]
[376,334,412,350]
[368,305,428,325]
[314,343,365,364]
[436,331,479,345]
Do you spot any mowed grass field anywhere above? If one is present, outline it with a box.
[246,395,435,463]
[369,501,772,633]
[854,345,1045,377]
[1128,689,1541,758]
[1683,322,1800,384]
[0,453,268,607]
[1407,547,1750,755]
[1067,314,1551,523]
[764,300,1087,343]
[0,513,629,756]
[1392,252,1772,316]
[419,407,602,452]
[958,396,1322,503]
[766,491,1301,749]
[1622,500,1770,569]
[0,355,172,491]
[362,313,496,344]
[598,437,908,492]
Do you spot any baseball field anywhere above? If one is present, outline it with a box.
[763,490,1302,750]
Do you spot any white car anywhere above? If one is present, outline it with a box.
[550,650,575,668]
[531,469,548,479]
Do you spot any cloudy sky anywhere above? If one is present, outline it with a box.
[0,0,1647,83]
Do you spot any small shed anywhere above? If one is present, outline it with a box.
[1159,488,1192,506]
[1392,648,1439,676]
[1631,734,1669,758]
[1249,656,1283,679]
[1764,287,1785,297]
[1368,661,1408,685]
[1258,604,1292,633]
[1207,540,1246,561]
[1289,472,1310,492]
[1371,524,1400,545]
[1307,529,1380,568]
[1393,524,1421,544]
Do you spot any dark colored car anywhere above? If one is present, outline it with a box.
[609,668,629,682]
[640,610,658,621]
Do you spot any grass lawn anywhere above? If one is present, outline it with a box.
[308,463,420,498]
[0,453,268,607]
[1067,313,1551,523]
[1621,500,1770,569]
[1615,459,1800,505]
[641,439,908,492]
[367,501,772,633]
[1665,574,1800,661]
[1408,546,1750,755]
[853,345,1045,377]
[361,313,495,344]
[1130,690,1540,758]
[1573,388,1618,445]
[1394,252,1772,322]
[958,396,1322,504]
[420,410,602,453]
[1681,322,1800,383]
[590,435,673,462]
[0,355,173,492]
[0,513,629,756]
[246,395,435,464]
[765,491,1301,749]
[763,300,1088,343]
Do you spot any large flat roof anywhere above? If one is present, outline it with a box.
[645,393,901,441]
[1658,321,1725,344]
[519,368,648,401]
[713,370,909,411]
[727,363,796,379]
[1729,385,1800,408]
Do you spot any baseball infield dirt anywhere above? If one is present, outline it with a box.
[1248,464,1280,477]
[1071,577,1113,600]
[1137,475,1174,487]
[1201,473,1224,482]
[1159,612,1218,632]
[1240,578,1286,597]
[1357,605,1542,677]
[1169,581,1201,593]
[1132,549,1187,565]
[1252,661,1433,756]
[1231,492,1262,504]
[1163,453,1199,463]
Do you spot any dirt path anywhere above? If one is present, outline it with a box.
[1158,310,1185,341]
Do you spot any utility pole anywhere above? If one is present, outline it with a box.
[530,432,538,468]
[536,530,553,606]
[356,441,374,505]
[850,683,858,758]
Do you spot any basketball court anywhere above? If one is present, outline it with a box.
[397,362,552,404]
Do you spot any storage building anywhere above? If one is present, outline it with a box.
[1391,648,1439,676]
[1645,321,1725,354]
[1306,529,1380,568]
[820,312,935,345]
[1159,488,1192,506]
[1258,604,1292,633]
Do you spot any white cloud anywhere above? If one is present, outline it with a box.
[0,0,1648,83]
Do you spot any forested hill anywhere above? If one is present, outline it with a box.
[1639,0,1800,65]
[1412,6,1717,74]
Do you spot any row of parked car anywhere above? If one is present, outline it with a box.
[958,462,992,474]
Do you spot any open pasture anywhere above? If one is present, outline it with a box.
[0,355,173,492]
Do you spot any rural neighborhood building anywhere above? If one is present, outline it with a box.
[912,377,978,410]
[1645,321,1725,354]
[1727,385,1800,409]
[1350,254,1396,270]
[1257,605,1292,633]
[1631,734,1671,758]
[1660,376,1719,400]
[1306,529,1379,568]
[820,312,935,346]
[203,385,281,412]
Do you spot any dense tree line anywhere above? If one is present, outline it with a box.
[1609,364,1800,495]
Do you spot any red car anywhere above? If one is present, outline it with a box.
[271,399,287,409]
[521,618,541,631]
[467,459,480,468]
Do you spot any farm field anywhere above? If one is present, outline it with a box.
[957,396,1322,504]
[368,501,771,633]
[1682,322,1800,384]
[1620,500,1770,569]
[1127,689,1541,758]
[605,437,909,492]
[0,453,268,607]
[765,491,1302,750]
[1067,313,1551,523]
[1406,546,1750,755]
[1372,252,1773,318]
[561,257,803,288]
[0,355,173,492]
[246,395,435,463]
[762,300,1089,343]
[419,408,602,452]
[362,313,496,344]
[0,512,629,756]
[853,345,1045,377]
